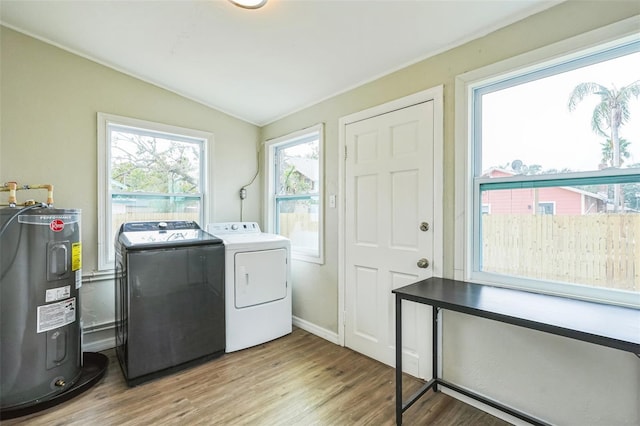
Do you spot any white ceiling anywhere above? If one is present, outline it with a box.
[1,0,560,126]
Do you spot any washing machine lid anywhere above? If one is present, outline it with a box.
[118,221,223,250]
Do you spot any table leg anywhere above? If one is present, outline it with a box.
[432,306,439,392]
[395,295,403,425]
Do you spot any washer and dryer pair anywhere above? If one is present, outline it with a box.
[207,222,292,353]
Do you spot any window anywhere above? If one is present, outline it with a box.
[456,24,640,307]
[98,113,210,270]
[537,202,555,215]
[265,124,323,263]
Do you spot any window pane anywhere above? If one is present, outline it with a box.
[99,114,208,270]
[111,194,201,244]
[277,197,319,255]
[110,128,201,194]
[479,50,640,176]
[277,138,319,196]
[480,181,640,294]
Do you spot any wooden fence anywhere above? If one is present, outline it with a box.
[112,211,638,292]
[112,212,200,235]
[482,214,640,292]
[279,212,318,239]
[113,212,315,239]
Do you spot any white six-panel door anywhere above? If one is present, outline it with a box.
[344,100,435,379]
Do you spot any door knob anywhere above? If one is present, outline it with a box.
[417,258,429,269]
[420,222,429,232]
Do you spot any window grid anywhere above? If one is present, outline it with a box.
[468,38,640,307]
[266,124,324,264]
[98,113,209,270]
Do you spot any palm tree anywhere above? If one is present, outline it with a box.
[568,80,640,211]
[601,138,631,167]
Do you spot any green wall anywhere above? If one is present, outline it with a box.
[1,26,261,272]
[262,0,640,337]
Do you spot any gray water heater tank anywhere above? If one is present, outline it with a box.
[0,207,82,410]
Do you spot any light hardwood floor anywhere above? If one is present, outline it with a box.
[4,328,509,425]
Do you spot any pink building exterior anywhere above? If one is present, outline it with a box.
[481,169,607,215]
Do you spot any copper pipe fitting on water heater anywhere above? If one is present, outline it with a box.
[1,182,54,206]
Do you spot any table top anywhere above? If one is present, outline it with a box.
[393,277,640,354]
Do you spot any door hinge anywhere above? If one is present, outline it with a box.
[344,145,347,160]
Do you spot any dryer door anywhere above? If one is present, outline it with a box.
[234,248,287,308]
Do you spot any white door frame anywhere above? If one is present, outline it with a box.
[337,86,444,346]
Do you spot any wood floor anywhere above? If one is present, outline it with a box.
[4,328,509,425]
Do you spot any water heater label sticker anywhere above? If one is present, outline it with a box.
[72,242,82,271]
[36,298,76,333]
[18,214,80,225]
[45,285,71,303]
[75,270,82,289]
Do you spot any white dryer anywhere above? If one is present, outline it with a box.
[206,222,291,352]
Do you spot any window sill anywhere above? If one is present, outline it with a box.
[471,271,640,309]
[394,276,640,354]
[292,252,324,265]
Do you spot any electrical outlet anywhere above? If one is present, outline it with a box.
[329,194,336,208]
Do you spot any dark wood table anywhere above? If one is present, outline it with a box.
[393,277,640,425]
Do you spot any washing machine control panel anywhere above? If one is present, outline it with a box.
[121,221,200,232]
[207,222,261,235]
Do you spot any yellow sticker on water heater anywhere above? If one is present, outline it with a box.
[72,242,82,271]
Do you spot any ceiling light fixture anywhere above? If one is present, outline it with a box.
[228,0,267,9]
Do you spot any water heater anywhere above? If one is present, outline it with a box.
[0,207,83,410]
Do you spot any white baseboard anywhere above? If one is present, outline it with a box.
[441,387,532,426]
[82,323,116,353]
[83,336,115,353]
[292,316,340,345]
[82,317,341,353]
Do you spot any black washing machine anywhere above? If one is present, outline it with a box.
[115,221,225,386]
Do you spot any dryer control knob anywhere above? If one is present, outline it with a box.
[231,224,239,230]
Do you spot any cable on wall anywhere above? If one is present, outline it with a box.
[240,148,260,221]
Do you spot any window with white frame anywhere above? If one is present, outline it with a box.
[265,124,323,263]
[97,113,210,270]
[537,202,555,215]
[458,27,640,307]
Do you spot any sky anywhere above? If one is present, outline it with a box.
[481,50,640,173]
